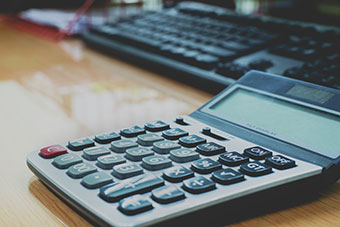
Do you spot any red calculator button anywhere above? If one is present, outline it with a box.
[40,145,68,158]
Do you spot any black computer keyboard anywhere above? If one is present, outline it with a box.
[83,1,340,93]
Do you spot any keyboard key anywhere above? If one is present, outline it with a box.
[111,139,138,153]
[144,120,170,132]
[151,185,185,204]
[142,155,172,171]
[125,147,154,161]
[120,125,146,138]
[211,168,245,185]
[240,161,272,177]
[182,176,216,194]
[81,172,113,189]
[163,166,194,183]
[244,146,272,160]
[191,158,222,174]
[95,132,121,144]
[265,155,296,170]
[162,128,189,140]
[170,148,199,163]
[67,163,97,179]
[218,152,249,166]
[100,174,164,202]
[40,145,67,158]
[152,140,181,154]
[96,154,126,169]
[178,135,206,148]
[52,153,82,169]
[196,142,225,156]
[83,146,111,161]
[112,163,144,179]
[118,195,153,215]
[68,138,95,151]
[137,133,164,146]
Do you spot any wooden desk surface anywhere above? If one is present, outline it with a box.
[0,21,339,227]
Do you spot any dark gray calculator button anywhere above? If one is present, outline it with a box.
[83,146,110,161]
[182,176,216,194]
[67,162,97,179]
[212,168,245,185]
[112,163,143,179]
[120,125,145,138]
[52,153,82,169]
[163,166,194,183]
[162,128,189,140]
[178,135,206,148]
[152,140,181,154]
[68,137,95,151]
[170,148,199,163]
[137,133,164,146]
[100,174,164,202]
[142,155,172,171]
[95,132,120,144]
[244,146,272,160]
[118,195,153,215]
[191,158,222,174]
[144,120,170,132]
[96,154,126,169]
[196,142,225,156]
[266,155,296,170]
[126,147,154,161]
[81,172,113,189]
[151,185,185,204]
[219,152,249,166]
[240,161,272,177]
[111,139,138,153]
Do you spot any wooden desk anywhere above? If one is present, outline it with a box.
[0,21,339,227]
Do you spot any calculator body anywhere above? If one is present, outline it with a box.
[27,71,340,226]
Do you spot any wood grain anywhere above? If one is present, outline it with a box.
[0,21,339,227]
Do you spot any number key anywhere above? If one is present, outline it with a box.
[112,163,144,179]
[142,155,172,171]
[52,153,82,169]
[67,163,97,179]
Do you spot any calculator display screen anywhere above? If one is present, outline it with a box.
[209,88,340,158]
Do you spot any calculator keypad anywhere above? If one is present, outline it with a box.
[67,162,97,179]
[111,139,138,153]
[125,147,154,161]
[142,155,172,171]
[96,154,126,169]
[170,148,200,163]
[152,140,181,154]
[112,163,144,179]
[53,153,82,169]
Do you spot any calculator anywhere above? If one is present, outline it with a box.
[27,71,340,226]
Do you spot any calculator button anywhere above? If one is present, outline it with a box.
[95,132,120,144]
[196,142,225,156]
[142,155,172,171]
[112,163,144,179]
[240,161,272,177]
[218,152,249,166]
[178,135,206,148]
[83,146,111,161]
[266,155,296,170]
[68,138,95,151]
[170,148,199,163]
[100,174,164,202]
[52,153,82,169]
[191,158,222,174]
[162,128,189,140]
[152,140,181,154]
[137,133,164,146]
[67,163,97,179]
[118,195,153,215]
[81,172,113,189]
[211,168,245,185]
[120,126,146,138]
[163,166,194,183]
[182,176,216,194]
[244,146,272,160]
[96,154,126,170]
[126,147,154,161]
[111,139,138,153]
[40,145,67,158]
[144,120,170,132]
[151,185,185,204]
